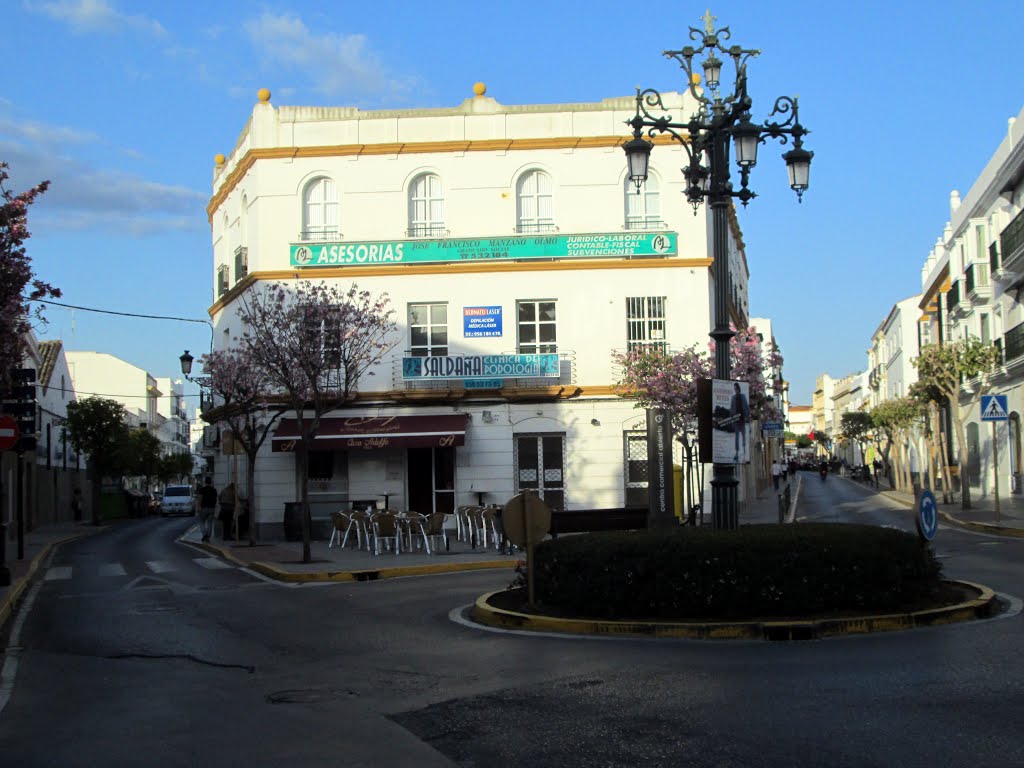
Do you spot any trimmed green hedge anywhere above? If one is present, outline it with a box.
[530,524,942,620]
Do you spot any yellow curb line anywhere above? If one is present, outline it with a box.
[937,511,1024,538]
[0,528,104,631]
[468,580,998,641]
[183,537,517,582]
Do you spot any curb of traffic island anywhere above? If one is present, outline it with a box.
[247,558,516,583]
[937,510,1024,539]
[0,526,105,631]
[468,580,998,641]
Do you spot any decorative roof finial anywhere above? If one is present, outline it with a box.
[701,9,717,35]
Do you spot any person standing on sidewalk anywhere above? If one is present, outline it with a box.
[198,477,218,543]
[771,459,782,490]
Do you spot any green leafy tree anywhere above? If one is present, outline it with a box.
[839,411,874,465]
[870,397,923,492]
[120,429,162,491]
[912,339,1000,509]
[158,453,194,485]
[63,397,129,525]
[813,429,832,457]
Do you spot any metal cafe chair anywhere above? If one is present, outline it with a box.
[370,511,401,555]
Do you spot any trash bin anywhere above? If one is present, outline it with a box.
[283,502,303,542]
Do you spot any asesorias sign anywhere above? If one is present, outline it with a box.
[290,231,676,268]
[402,354,560,380]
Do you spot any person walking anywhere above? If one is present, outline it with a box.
[219,482,237,542]
[198,477,218,543]
[71,487,83,522]
[771,459,782,490]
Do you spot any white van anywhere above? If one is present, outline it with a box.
[160,485,194,516]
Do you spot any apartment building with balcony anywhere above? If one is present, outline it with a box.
[155,377,191,458]
[919,105,1024,497]
[206,85,757,536]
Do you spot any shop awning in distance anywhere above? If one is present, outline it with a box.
[272,414,468,452]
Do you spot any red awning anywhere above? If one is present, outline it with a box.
[272,414,468,452]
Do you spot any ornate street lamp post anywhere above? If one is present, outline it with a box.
[623,11,812,530]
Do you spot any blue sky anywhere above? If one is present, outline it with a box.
[4,0,1023,409]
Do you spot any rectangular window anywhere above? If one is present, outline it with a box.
[624,431,648,508]
[409,303,448,357]
[517,300,557,354]
[217,264,229,297]
[626,296,667,352]
[980,313,991,345]
[515,434,565,511]
[234,247,248,282]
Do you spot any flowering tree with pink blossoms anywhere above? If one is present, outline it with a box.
[0,162,60,381]
[234,280,396,562]
[199,346,285,546]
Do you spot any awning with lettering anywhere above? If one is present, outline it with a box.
[271,414,468,452]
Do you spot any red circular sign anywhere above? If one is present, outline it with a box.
[0,415,20,451]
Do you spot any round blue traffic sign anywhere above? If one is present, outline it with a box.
[916,489,938,541]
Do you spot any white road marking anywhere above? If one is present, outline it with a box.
[99,563,127,577]
[44,566,72,581]
[145,560,176,573]
[194,557,232,570]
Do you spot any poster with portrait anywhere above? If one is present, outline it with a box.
[711,378,750,465]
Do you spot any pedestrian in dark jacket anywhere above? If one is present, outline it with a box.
[198,478,218,542]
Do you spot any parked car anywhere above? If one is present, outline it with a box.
[160,485,195,516]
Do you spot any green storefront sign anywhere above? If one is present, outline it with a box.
[290,231,677,268]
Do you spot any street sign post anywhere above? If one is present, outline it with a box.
[981,394,1008,522]
[916,489,938,541]
[0,415,19,452]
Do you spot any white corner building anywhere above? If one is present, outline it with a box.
[206,85,755,537]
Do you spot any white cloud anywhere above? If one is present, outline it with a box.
[243,11,415,100]
[0,115,98,146]
[29,0,166,37]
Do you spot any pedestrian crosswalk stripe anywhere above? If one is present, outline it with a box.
[195,558,232,570]
[99,563,127,577]
[145,560,176,573]
[44,566,72,581]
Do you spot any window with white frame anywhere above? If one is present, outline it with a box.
[624,172,661,229]
[515,433,565,511]
[409,303,448,357]
[517,300,556,354]
[516,170,554,233]
[626,296,667,352]
[408,173,445,237]
[302,177,339,241]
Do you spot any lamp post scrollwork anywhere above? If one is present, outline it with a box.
[623,11,812,530]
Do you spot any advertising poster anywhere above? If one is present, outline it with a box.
[463,306,502,337]
[711,379,750,465]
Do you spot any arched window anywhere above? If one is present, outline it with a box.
[408,173,445,237]
[624,171,661,230]
[302,177,338,241]
[516,170,554,233]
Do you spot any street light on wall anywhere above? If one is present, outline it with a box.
[623,10,812,530]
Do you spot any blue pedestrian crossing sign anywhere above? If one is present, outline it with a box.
[981,394,1009,422]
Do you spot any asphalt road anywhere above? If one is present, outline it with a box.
[1,485,1023,767]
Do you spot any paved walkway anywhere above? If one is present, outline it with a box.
[0,472,895,632]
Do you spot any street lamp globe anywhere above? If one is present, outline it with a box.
[623,135,654,193]
[732,118,761,168]
[702,53,722,91]
[783,145,814,199]
[179,350,194,377]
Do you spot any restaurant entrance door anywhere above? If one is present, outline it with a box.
[407,446,456,516]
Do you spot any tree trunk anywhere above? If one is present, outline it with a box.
[949,397,971,509]
[297,442,311,563]
[89,459,102,526]
[246,446,258,546]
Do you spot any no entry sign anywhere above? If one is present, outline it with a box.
[0,415,19,451]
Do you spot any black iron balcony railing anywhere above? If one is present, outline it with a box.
[624,217,668,231]
[947,280,960,313]
[965,262,990,296]
[990,240,1001,274]
[299,229,340,242]
[1001,207,1024,265]
[1004,322,1024,364]
[406,225,449,239]
[515,222,558,234]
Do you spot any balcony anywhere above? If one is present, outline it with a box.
[1000,207,1024,276]
[964,262,991,303]
[1004,322,1024,366]
[624,217,668,231]
[946,280,962,318]
[299,228,340,242]
[406,225,449,239]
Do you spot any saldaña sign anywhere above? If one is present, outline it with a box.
[402,354,560,381]
[290,231,677,268]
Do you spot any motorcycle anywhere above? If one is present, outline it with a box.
[819,465,828,481]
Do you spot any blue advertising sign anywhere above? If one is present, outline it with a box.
[916,489,938,541]
[464,306,502,337]
[981,394,1009,422]
[464,379,503,389]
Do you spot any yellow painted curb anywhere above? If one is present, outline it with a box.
[469,580,998,641]
[249,558,515,583]
[938,511,1024,538]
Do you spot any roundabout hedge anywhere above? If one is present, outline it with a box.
[517,523,943,621]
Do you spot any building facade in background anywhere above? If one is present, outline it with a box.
[205,84,762,536]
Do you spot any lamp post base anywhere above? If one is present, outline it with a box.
[711,465,739,530]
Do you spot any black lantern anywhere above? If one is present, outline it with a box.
[179,350,194,377]
[623,135,654,193]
